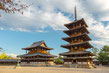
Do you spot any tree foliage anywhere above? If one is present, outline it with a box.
[0,52,12,59]
[55,56,64,64]
[0,0,29,16]
[97,45,109,62]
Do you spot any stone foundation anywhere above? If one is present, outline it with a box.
[64,62,95,68]
[48,62,55,65]
[20,62,55,66]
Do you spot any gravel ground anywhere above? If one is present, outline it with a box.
[0,65,109,73]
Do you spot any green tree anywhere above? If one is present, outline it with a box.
[55,56,64,64]
[98,45,109,62]
[0,52,12,59]
[102,45,109,52]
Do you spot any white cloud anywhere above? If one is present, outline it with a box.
[0,0,109,47]
[91,40,109,48]
[0,1,71,32]
[7,53,17,58]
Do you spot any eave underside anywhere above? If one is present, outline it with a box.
[62,33,91,42]
[21,58,55,61]
[60,51,95,56]
[62,57,94,60]
[22,46,53,50]
[64,18,88,29]
[18,53,57,58]
[63,25,89,36]
[61,41,93,49]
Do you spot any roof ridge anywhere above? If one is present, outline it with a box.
[62,32,88,39]
[33,40,44,44]
[64,18,83,26]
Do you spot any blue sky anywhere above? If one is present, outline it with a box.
[0,27,69,56]
[0,0,109,57]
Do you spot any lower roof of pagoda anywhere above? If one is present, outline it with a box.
[18,53,57,58]
[61,41,93,49]
[62,56,93,60]
[21,58,55,61]
[63,25,89,36]
[59,51,95,56]
[62,33,91,42]
[22,46,53,50]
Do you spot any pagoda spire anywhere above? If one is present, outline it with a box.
[74,6,77,21]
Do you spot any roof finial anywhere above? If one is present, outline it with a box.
[74,6,77,21]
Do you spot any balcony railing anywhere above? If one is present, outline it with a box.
[70,40,84,44]
[70,32,82,37]
[62,56,93,59]
[21,58,55,60]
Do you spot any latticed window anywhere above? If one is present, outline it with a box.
[75,47,78,49]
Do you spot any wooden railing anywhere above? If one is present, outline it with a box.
[70,32,82,37]
[70,40,84,44]
[69,24,82,29]
[70,48,86,52]
[63,56,92,59]
[29,50,48,54]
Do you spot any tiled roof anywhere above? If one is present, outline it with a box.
[61,41,93,49]
[25,41,43,48]
[18,53,57,57]
[60,51,95,56]
[0,59,18,62]
[22,40,53,50]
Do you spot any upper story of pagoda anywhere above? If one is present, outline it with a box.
[64,18,88,30]
[61,18,92,45]
[64,18,89,37]
[22,40,53,54]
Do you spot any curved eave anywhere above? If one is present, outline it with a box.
[60,51,95,56]
[62,33,91,42]
[62,57,94,59]
[19,53,57,58]
[21,58,56,61]
[64,18,88,29]
[61,41,93,49]
[63,25,89,36]
[22,46,53,50]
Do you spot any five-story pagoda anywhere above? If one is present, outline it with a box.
[59,7,95,68]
